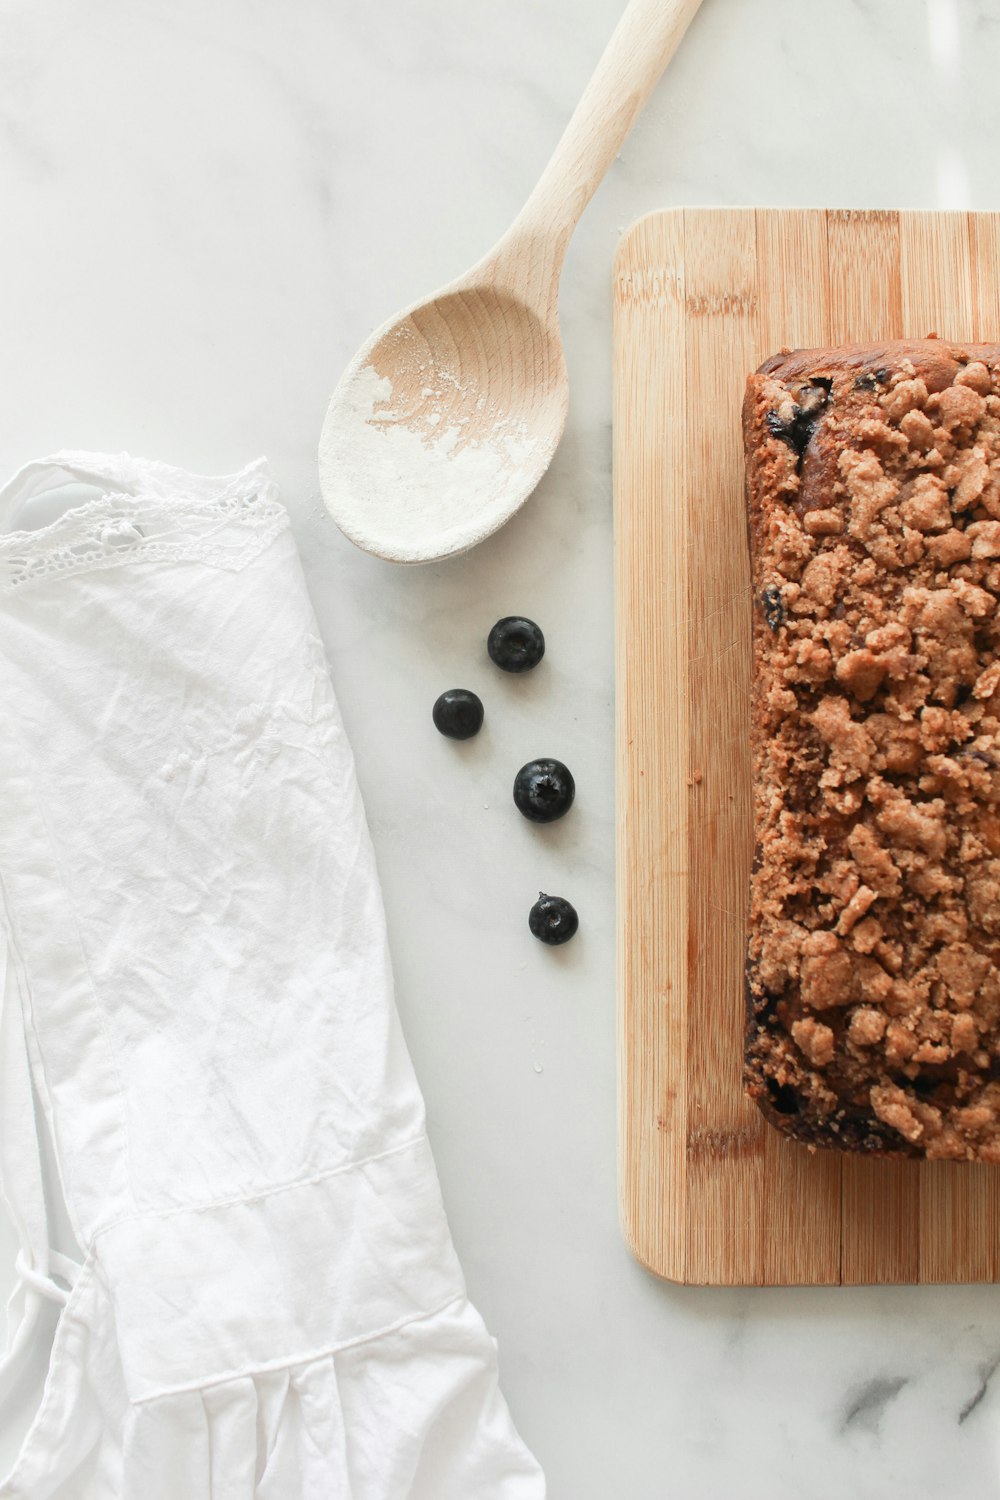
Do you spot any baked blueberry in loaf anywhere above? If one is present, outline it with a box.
[744,339,1000,1161]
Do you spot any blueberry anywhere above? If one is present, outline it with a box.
[761,585,786,632]
[764,381,829,456]
[529,892,578,945]
[432,689,484,740]
[513,758,575,822]
[487,616,545,673]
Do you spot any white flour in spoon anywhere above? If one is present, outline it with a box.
[319,364,544,559]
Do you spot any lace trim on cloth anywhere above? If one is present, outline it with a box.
[0,457,288,593]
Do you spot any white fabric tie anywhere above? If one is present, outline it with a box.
[0,905,81,1403]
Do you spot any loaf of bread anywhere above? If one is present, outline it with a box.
[744,339,1000,1161]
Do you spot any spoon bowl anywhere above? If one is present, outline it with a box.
[319,284,567,563]
[319,0,704,563]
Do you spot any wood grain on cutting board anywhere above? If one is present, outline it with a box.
[614,207,1000,1286]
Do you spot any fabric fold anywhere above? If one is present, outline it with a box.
[97,1135,465,1402]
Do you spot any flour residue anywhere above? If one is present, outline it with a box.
[319,363,544,556]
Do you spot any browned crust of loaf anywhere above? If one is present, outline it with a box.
[744,338,1000,1162]
[755,340,1000,390]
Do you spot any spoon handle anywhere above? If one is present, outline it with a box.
[489,0,704,294]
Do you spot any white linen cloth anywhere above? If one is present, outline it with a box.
[0,453,545,1498]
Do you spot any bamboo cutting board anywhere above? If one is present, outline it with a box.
[614,207,1000,1286]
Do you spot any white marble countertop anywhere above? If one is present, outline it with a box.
[3,1,1000,1495]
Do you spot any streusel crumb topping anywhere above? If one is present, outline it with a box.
[745,340,1000,1161]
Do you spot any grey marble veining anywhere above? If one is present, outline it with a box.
[2,1,1000,1496]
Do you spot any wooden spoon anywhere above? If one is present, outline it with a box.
[319,0,704,564]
